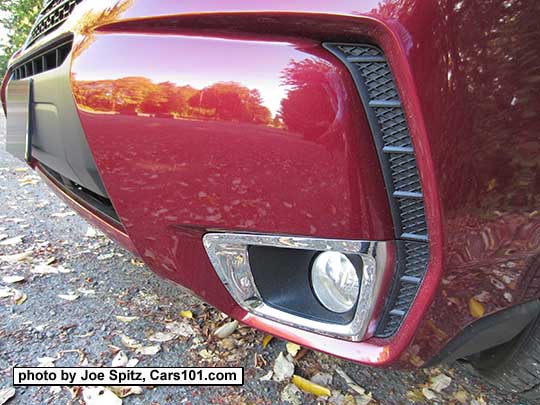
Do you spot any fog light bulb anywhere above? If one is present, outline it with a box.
[311,251,360,313]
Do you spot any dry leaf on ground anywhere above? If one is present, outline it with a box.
[82,387,122,405]
[148,332,176,343]
[429,373,452,393]
[422,387,437,400]
[111,351,128,367]
[281,383,303,405]
[120,335,142,349]
[180,310,193,319]
[0,287,14,298]
[135,345,160,356]
[166,321,195,337]
[262,335,273,348]
[37,357,57,367]
[286,342,301,357]
[58,293,79,301]
[0,236,23,246]
[13,290,27,305]
[335,366,373,403]
[0,387,15,405]
[273,353,295,382]
[108,386,143,398]
[115,316,139,323]
[292,375,331,397]
[214,320,238,339]
[0,251,32,263]
[2,276,24,284]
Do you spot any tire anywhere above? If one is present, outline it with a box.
[468,312,540,400]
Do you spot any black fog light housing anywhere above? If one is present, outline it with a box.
[203,233,393,341]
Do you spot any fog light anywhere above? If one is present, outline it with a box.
[311,251,360,313]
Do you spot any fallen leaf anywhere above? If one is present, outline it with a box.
[58,293,79,301]
[0,236,23,246]
[286,342,301,357]
[214,320,238,339]
[429,373,452,393]
[0,287,14,298]
[82,387,122,405]
[126,358,139,367]
[111,351,128,367]
[259,371,273,381]
[335,366,373,404]
[135,345,160,356]
[262,335,273,349]
[406,389,425,403]
[13,290,27,305]
[180,310,193,319]
[31,265,58,274]
[166,321,195,337]
[2,276,25,284]
[148,332,176,343]
[120,335,142,349]
[273,353,295,382]
[199,349,215,360]
[37,357,57,367]
[130,258,145,267]
[51,212,75,218]
[422,387,437,400]
[15,167,28,172]
[281,383,302,405]
[18,178,38,186]
[0,251,32,263]
[453,390,468,404]
[98,254,114,261]
[469,297,485,318]
[471,396,488,405]
[85,227,99,238]
[310,373,332,387]
[115,316,139,323]
[108,386,143,398]
[0,387,15,405]
[292,375,331,397]
[77,288,96,295]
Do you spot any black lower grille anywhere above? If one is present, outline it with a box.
[40,164,122,228]
[12,38,72,80]
[324,43,430,337]
[26,0,83,47]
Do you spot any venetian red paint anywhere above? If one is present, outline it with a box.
[4,0,539,367]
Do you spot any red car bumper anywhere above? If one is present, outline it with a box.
[4,0,540,367]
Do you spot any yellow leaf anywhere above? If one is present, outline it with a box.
[292,375,331,397]
[469,298,485,318]
[286,342,301,357]
[262,335,273,348]
[180,310,193,319]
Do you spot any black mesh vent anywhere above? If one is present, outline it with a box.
[324,43,430,337]
[12,39,72,80]
[26,0,83,47]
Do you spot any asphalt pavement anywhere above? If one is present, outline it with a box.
[0,117,525,404]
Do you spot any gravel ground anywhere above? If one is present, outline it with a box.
[0,117,527,404]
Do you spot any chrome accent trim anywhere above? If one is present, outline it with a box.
[203,233,392,341]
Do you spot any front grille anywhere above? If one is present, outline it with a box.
[324,43,430,337]
[26,0,83,47]
[12,38,72,80]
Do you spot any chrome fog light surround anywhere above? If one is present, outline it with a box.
[203,233,391,341]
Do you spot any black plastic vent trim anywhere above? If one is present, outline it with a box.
[26,0,83,48]
[324,43,430,337]
[12,37,72,81]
